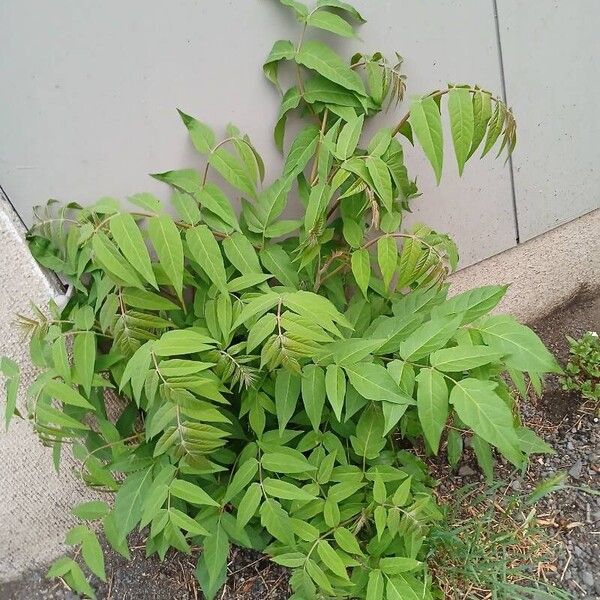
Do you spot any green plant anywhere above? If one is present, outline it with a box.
[0,1,560,598]
[560,332,600,403]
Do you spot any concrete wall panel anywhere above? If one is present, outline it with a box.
[0,0,516,267]
[497,0,600,240]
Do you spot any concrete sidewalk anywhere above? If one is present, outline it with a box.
[0,195,92,581]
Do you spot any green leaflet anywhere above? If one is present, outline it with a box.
[351,248,371,297]
[449,378,523,466]
[199,524,229,598]
[232,293,280,329]
[52,337,70,382]
[305,183,332,232]
[260,244,299,288]
[415,368,448,455]
[303,75,363,108]
[376,235,397,289]
[209,147,256,198]
[1,357,20,429]
[197,183,240,231]
[366,156,393,212]
[448,87,475,175]
[316,0,366,23]
[263,39,295,89]
[186,225,228,293]
[113,468,153,542]
[517,426,555,455]
[263,477,316,501]
[280,0,309,19]
[325,364,346,421]
[237,483,262,529]
[368,128,393,157]
[275,86,301,150]
[344,363,414,405]
[153,329,216,356]
[468,90,493,159]
[398,316,462,361]
[122,288,180,311]
[284,125,320,177]
[325,338,383,366]
[317,539,349,580]
[432,285,507,324]
[72,500,111,521]
[336,114,364,160]
[222,232,262,275]
[481,101,506,157]
[429,345,504,372]
[409,96,443,184]
[475,315,560,373]
[73,332,96,397]
[367,569,384,600]
[147,215,184,300]
[177,109,215,154]
[169,508,209,536]
[307,9,355,38]
[109,213,157,288]
[91,232,144,289]
[296,40,366,96]
[275,369,301,433]
[171,190,201,225]
[472,435,494,482]
[169,479,219,506]
[301,364,326,431]
[262,451,315,474]
[45,379,94,410]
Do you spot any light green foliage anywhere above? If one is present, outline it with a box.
[2,2,552,599]
[560,332,600,402]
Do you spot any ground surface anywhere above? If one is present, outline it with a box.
[2,292,598,599]
[526,292,600,598]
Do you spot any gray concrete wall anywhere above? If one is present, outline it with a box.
[1,0,517,268]
[496,0,600,241]
[3,1,598,265]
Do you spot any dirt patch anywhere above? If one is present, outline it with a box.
[530,289,600,423]
[526,291,600,598]
[1,531,289,600]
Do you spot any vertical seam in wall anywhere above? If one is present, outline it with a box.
[0,183,27,229]
[492,0,520,244]
[0,182,65,294]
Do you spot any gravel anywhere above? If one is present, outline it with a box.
[3,292,598,599]
[523,291,600,598]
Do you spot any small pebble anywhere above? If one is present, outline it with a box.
[582,571,595,587]
[458,465,476,477]
[568,459,583,479]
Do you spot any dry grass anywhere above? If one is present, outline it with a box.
[429,483,570,600]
